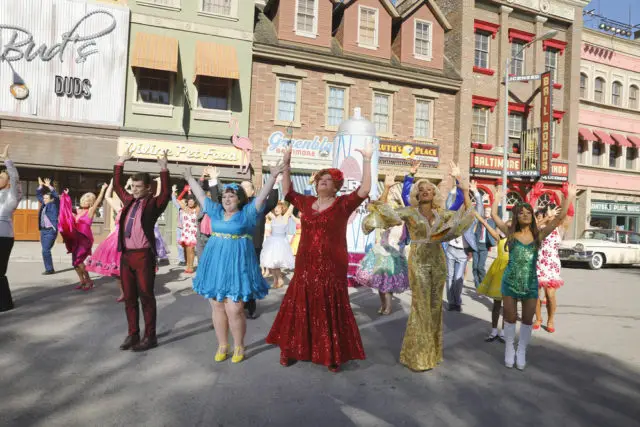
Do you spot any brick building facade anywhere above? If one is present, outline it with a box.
[435,0,587,228]
[250,0,463,194]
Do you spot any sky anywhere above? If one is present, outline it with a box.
[584,0,640,33]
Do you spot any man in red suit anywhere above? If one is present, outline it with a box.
[113,150,170,352]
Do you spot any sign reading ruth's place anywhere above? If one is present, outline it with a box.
[0,0,130,126]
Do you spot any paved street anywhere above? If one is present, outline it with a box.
[1,244,639,427]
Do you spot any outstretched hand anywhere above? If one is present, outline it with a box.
[384,174,396,188]
[449,161,461,179]
[410,159,421,175]
[157,150,169,170]
[183,167,193,181]
[270,160,288,178]
[282,145,292,166]
[63,188,70,195]
[0,145,9,160]
[469,179,478,194]
[118,149,134,164]
[204,166,220,180]
[355,139,374,161]
[567,183,577,199]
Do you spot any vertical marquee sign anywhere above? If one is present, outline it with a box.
[539,71,553,176]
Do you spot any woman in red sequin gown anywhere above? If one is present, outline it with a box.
[267,143,374,372]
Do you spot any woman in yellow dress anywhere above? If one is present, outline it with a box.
[475,212,510,343]
[363,162,475,371]
[289,209,302,255]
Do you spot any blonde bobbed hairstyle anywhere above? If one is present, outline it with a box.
[409,179,444,210]
[80,192,97,207]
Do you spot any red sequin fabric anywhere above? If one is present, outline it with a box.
[266,189,367,367]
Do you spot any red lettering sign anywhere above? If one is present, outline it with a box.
[540,71,552,176]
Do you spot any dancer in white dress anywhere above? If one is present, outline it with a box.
[261,201,295,288]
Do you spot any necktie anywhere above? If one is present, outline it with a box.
[125,200,141,238]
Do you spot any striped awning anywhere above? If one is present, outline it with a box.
[194,41,240,81]
[593,130,615,145]
[130,32,179,73]
[611,133,633,147]
[627,135,640,148]
[578,127,597,141]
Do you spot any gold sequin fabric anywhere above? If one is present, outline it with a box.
[364,202,476,371]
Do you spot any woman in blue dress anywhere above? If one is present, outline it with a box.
[490,184,576,371]
[185,162,287,364]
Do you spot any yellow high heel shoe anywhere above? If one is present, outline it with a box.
[231,346,245,364]
[214,345,230,362]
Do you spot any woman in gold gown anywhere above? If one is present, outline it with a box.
[363,163,475,371]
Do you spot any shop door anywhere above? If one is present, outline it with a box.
[13,210,39,241]
[14,179,41,241]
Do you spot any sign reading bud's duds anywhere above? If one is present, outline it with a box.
[0,0,129,126]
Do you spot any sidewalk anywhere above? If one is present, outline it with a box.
[10,242,181,264]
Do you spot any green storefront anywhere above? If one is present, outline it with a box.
[590,200,640,232]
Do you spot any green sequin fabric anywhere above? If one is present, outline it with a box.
[501,240,539,299]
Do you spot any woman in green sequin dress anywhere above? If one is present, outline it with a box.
[490,185,576,371]
[363,163,476,372]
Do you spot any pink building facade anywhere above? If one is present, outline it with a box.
[576,29,640,235]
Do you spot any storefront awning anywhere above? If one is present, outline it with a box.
[611,133,633,147]
[194,41,240,81]
[578,127,597,141]
[627,135,640,148]
[593,130,615,145]
[131,32,179,73]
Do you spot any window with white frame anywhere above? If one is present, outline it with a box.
[201,0,232,15]
[474,32,490,69]
[358,6,378,48]
[277,79,298,123]
[580,73,587,98]
[414,98,432,139]
[612,81,622,106]
[136,69,172,105]
[295,0,317,36]
[197,77,229,110]
[626,146,637,169]
[592,141,603,166]
[506,191,522,207]
[630,85,639,109]
[472,106,488,144]
[508,113,525,152]
[373,92,391,134]
[326,86,347,128]
[414,20,432,59]
[609,144,618,168]
[578,140,588,164]
[594,77,605,103]
[536,192,553,210]
[545,48,558,81]
[510,41,525,75]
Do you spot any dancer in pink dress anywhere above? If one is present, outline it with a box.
[59,184,108,290]
[534,205,566,333]
[86,180,125,301]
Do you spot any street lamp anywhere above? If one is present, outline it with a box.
[501,29,557,219]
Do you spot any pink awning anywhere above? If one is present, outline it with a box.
[578,127,596,141]
[593,129,615,145]
[611,133,632,147]
[627,135,640,148]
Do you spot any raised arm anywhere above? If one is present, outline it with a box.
[36,177,45,203]
[256,161,286,212]
[470,180,483,215]
[154,150,170,209]
[449,162,472,210]
[114,150,134,201]
[184,168,208,207]
[281,146,292,196]
[1,146,19,202]
[540,185,576,240]
[88,183,108,218]
[284,201,295,219]
[491,189,509,235]
[474,211,501,242]
[355,139,374,198]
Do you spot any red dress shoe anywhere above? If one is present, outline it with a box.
[132,337,158,352]
[119,334,140,351]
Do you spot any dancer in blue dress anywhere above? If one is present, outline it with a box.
[185,161,287,364]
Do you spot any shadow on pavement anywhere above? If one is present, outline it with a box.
[1,272,639,427]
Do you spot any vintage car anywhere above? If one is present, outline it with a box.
[559,229,640,270]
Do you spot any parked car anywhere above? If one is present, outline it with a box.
[559,229,640,270]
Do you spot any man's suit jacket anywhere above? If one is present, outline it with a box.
[475,217,497,249]
[114,164,170,256]
[36,186,59,231]
[210,185,278,250]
